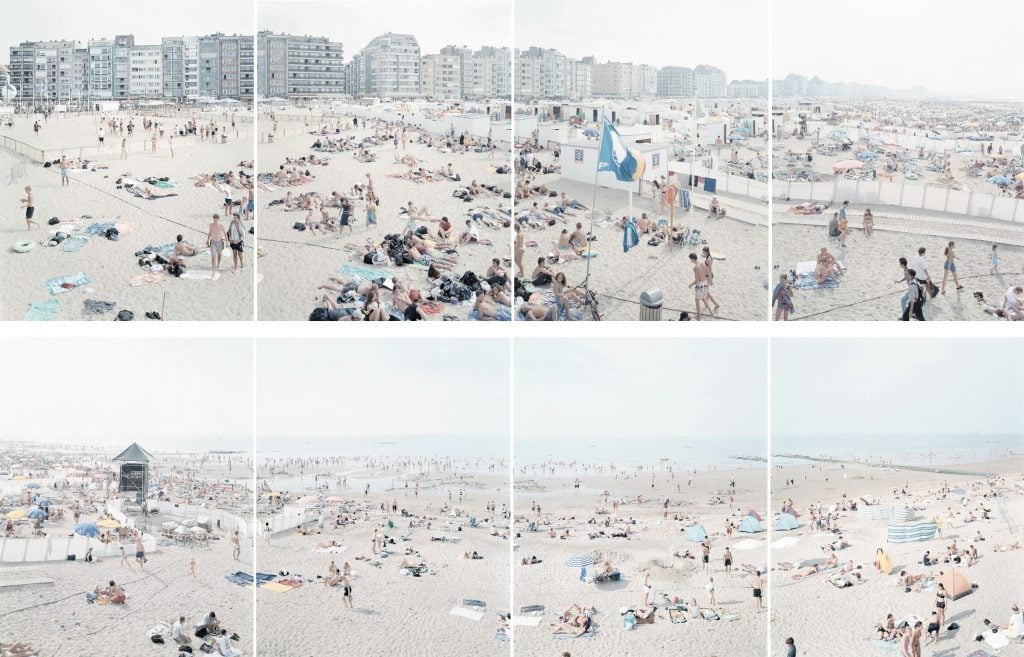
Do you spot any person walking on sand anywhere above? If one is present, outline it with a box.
[705,576,716,605]
[838,210,849,247]
[772,273,793,321]
[723,547,733,575]
[990,244,1000,274]
[702,246,721,314]
[701,538,711,571]
[227,212,245,274]
[231,531,241,561]
[207,213,226,277]
[941,241,963,294]
[911,621,922,657]
[689,253,714,320]
[189,557,196,579]
[365,190,378,229]
[785,637,796,657]
[935,582,947,626]
[97,125,105,149]
[59,156,69,188]
[121,138,128,160]
[752,570,763,611]
[913,247,933,295]
[341,575,353,609]
[119,543,132,570]
[135,536,146,569]
[862,208,874,238]
[169,134,174,158]
[151,130,158,154]
[642,571,651,606]
[514,224,525,278]
[20,186,38,230]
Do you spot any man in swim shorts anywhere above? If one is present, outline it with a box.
[207,213,226,276]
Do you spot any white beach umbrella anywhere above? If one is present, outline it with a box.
[564,553,596,568]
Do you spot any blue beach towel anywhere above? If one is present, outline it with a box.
[59,235,90,253]
[622,220,639,253]
[84,222,117,236]
[45,273,92,295]
[24,299,60,321]
[340,264,392,280]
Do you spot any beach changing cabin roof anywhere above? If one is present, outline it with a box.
[112,442,153,463]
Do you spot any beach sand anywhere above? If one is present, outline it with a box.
[0,111,254,321]
[516,150,768,321]
[769,458,1024,656]
[772,206,1024,320]
[254,461,511,656]
[513,465,768,656]
[256,113,511,321]
[0,451,255,657]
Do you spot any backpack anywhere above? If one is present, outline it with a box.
[460,271,480,288]
[309,308,331,321]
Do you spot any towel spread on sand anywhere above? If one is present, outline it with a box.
[128,271,168,287]
[24,299,60,321]
[983,631,1009,649]
[339,264,391,280]
[312,545,348,554]
[771,536,799,549]
[553,629,598,639]
[83,299,117,316]
[449,607,485,621]
[260,582,292,593]
[84,222,117,236]
[512,616,543,627]
[180,269,222,281]
[225,571,275,587]
[59,235,90,252]
[45,273,92,295]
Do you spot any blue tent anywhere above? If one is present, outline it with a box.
[74,522,99,537]
[738,515,763,533]
[686,524,707,542]
[775,513,799,531]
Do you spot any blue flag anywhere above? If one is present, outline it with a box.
[597,119,643,182]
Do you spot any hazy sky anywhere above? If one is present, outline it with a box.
[256,339,510,441]
[0,339,252,447]
[517,0,768,80]
[773,339,1024,438]
[516,339,767,444]
[260,1,511,55]
[0,0,253,56]
[775,0,1024,99]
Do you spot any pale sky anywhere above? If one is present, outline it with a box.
[772,339,1024,439]
[255,339,510,440]
[0,0,253,56]
[259,1,511,56]
[0,339,252,447]
[516,0,768,80]
[774,0,1024,99]
[516,339,767,444]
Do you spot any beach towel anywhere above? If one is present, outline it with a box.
[260,582,292,593]
[225,571,275,587]
[669,609,687,624]
[312,545,348,554]
[45,272,92,295]
[966,651,995,657]
[449,607,485,621]
[59,235,90,253]
[24,299,59,321]
[83,299,117,317]
[622,221,639,253]
[701,609,720,621]
[128,271,167,287]
[869,639,899,652]
[983,631,1009,650]
[553,628,597,640]
[340,264,391,280]
[180,269,222,281]
[512,617,543,627]
[83,221,117,236]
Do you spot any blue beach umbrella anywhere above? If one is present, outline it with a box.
[987,175,1013,186]
[26,507,46,520]
[74,521,99,537]
[582,129,598,138]
[34,497,52,507]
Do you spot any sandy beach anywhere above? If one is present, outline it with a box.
[769,458,1024,656]
[0,110,254,321]
[515,147,768,321]
[0,445,255,657]
[772,205,1024,320]
[513,463,768,656]
[254,456,511,656]
[256,109,511,321]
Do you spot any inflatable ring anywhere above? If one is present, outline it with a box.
[12,240,35,253]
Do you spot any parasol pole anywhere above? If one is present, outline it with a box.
[584,105,607,290]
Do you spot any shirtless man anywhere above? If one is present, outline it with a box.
[207,214,226,276]
[752,570,763,611]
[569,222,589,255]
[514,224,526,277]
[20,186,38,229]
[231,531,241,561]
[688,253,714,319]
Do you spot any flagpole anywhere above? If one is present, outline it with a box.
[584,105,606,292]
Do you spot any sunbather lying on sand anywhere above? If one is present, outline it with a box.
[551,615,593,637]
[0,643,36,657]
[791,564,821,580]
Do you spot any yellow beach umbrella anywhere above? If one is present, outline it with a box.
[1015,171,1024,181]
[5,509,27,520]
[97,519,121,529]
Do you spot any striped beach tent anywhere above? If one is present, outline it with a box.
[738,515,763,533]
[887,521,938,544]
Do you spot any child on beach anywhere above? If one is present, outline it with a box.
[990,244,999,273]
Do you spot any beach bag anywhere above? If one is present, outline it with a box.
[115,310,134,321]
[309,308,331,321]
[292,222,306,231]
[928,282,940,299]
[151,635,164,644]
[533,273,552,286]
[195,626,209,639]
[48,217,60,226]
[459,271,480,288]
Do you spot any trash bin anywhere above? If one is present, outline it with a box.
[639,289,663,321]
[267,133,274,143]
[220,134,227,144]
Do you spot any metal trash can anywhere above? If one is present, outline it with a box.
[267,133,274,143]
[639,289,663,321]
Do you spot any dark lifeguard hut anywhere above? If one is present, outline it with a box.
[113,442,154,503]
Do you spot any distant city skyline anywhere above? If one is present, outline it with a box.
[775,0,1024,100]
[258,1,511,55]
[0,0,253,55]
[516,0,767,81]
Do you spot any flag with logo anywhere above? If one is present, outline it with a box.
[597,119,645,182]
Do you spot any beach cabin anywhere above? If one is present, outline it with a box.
[559,139,669,192]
